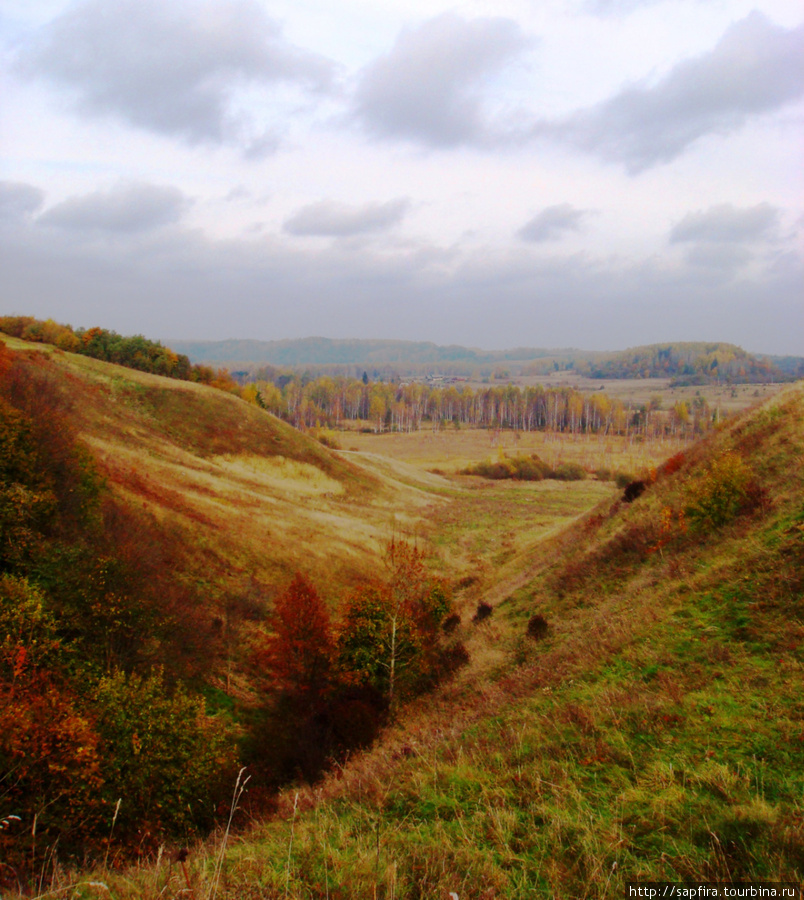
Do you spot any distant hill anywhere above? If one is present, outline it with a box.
[166,336,583,370]
[167,337,801,382]
[578,341,800,383]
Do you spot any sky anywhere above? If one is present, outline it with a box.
[1,0,802,354]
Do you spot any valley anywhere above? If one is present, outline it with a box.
[1,330,802,898]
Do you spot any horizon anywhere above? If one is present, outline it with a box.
[162,334,796,357]
[1,0,803,355]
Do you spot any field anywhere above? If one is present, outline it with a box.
[343,424,686,475]
[470,371,786,414]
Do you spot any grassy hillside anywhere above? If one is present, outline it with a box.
[0,332,415,599]
[72,381,803,898]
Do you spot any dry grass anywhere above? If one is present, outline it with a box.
[343,426,687,476]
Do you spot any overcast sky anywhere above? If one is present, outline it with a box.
[1,0,802,353]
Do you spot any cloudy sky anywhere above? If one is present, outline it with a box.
[1,0,802,353]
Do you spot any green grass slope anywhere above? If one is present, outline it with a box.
[122,382,802,899]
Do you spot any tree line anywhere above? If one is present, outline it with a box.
[576,342,786,384]
[0,316,236,390]
[243,374,718,440]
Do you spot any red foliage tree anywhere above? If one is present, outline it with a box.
[260,573,333,707]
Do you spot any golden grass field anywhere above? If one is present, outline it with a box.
[2,330,771,605]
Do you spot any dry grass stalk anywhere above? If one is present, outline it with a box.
[207,767,250,900]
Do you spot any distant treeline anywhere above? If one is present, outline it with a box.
[0,316,236,389]
[576,342,795,384]
[244,374,718,439]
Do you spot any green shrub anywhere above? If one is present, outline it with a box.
[463,453,551,481]
[552,462,586,481]
[93,669,236,846]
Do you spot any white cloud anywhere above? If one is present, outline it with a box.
[669,202,780,244]
[536,12,804,172]
[518,204,589,242]
[0,181,45,220]
[352,13,532,147]
[18,0,335,148]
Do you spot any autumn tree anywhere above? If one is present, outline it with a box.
[336,541,453,713]
[261,573,334,708]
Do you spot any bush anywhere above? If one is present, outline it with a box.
[472,601,493,623]
[437,641,470,676]
[552,462,586,481]
[93,669,236,846]
[442,613,461,634]
[463,453,552,481]
[0,576,105,871]
[623,479,647,502]
[527,614,549,640]
[313,428,341,450]
[685,452,755,529]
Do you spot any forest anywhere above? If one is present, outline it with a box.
[243,372,717,440]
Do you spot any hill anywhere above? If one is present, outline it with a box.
[165,336,572,369]
[167,336,799,383]
[0,331,476,874]
[579,341,795,384]
[73,380,803,896]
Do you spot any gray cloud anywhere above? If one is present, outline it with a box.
[284,198,410,237]
[19,0,335,147]
[38,182,190,233]
[684,243,754,271]
[518,204,588,242]
[353,13,532,147]
[0,181,45,221]
[2,190,801,354]
[669,202,780,243]
[537,12,804,172]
